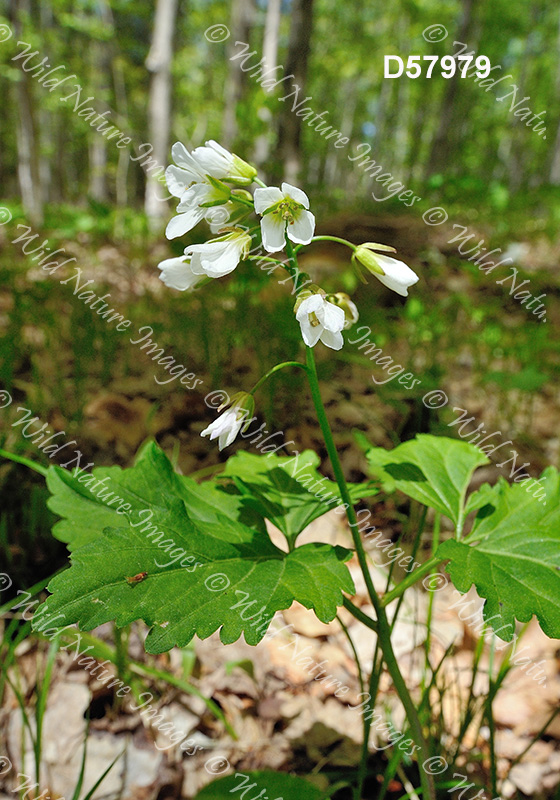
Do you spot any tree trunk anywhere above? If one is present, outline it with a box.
[275,0,315,185]
[549,8,560,183]
[13,0,43,226]
[253,0,282,169]
[425,0,477,177]
[144,0,179,226]
[222,0,255,148]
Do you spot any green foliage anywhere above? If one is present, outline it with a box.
[359,434,488,528]
[35,442,355,652]
[439,467,560,640]
[193,771,326,800]
[222,449,375,547]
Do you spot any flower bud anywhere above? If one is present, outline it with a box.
[221,391,255,431]
[328,292,359,329]
[353,243,397,276]
[230,155,258,185]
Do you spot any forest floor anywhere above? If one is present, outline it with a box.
[0,211,559,798]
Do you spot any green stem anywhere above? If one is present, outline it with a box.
[250,361,307,395]
[381,554,442,608]
[304,346,435,800]
[422,512,441,693]
[295,235,357,253]
[343,596,378,632]
[0,448,48,477]
[232,194,254,208]
[254,177,267,188]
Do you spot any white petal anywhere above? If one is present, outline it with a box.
[254,186,284,214]
[281,182,310,209]
[317,299,345,332]
[219,414,244,450]
[176,183,213,211]
[288,210,315,245]
[299,316,323,347]
[157,257,200,291]
[320,328,344,350]
[193,141,233,178]
[198,241,241,277]
[260,214,286,252]
[171,142,205,180]
[165,165,196,198]
[373,255,419,297]
[165,208,205,239]
[295,294,323,322]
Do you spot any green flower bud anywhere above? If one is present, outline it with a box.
[328,292,359,329]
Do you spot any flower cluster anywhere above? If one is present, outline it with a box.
[157,140,420,448]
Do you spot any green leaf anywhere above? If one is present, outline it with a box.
[193,771,326,799]
[222,450,375,545]
[36,443,355,653]
[359,434,488,527]
[46,441,266,550]
[438,467,560,640]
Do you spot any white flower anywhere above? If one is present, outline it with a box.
[157,256,203,291]
[192,140,256,185]
[296,294,345,350]
[185,230,252,279]
[165,182,229,239]
[370,254,419,297]
[354,245,419,297]
[165,142,209,199]
[254,182,315,252]
[201,406,245,451]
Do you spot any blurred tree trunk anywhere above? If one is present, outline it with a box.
[253,0,282,169]
[425,0,478,177]
[275,0,314,184]
[88,39,110,203]
[223,0,255,148]
[13,0,43,225]
[145,0,179,226]
[548,8,560,183]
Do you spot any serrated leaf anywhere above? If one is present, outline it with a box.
[46,441,266,550]
[36,443,355,652]
[438,467,560,641]
[222,450,375,544]
[360,434,488,526]
[193,771,326,799]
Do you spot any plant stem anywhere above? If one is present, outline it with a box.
[250,361,307,395]
[295,235,357,252]
[304,346,435,800]
[0,448,48,477]
[343,596,378,632]
[381,555,442,608]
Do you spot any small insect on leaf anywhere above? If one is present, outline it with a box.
[126,572,148,585]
